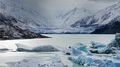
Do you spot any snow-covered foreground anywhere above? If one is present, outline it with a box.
[0,51,81,67]
[13,55,67,67]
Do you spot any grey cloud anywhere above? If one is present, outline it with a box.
[89,0,119,3]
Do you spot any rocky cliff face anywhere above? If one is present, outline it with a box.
[0,13,47,40]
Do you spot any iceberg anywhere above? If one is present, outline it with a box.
[72,43,92,56]
[67,33,120,67]
[0,48,9,52]
[90,33,120,54]
[114,54,120,60]
[90,41,106,48]
[63,43,92,56]
[69,53,120,67]
[84,59,115,67]
[63,48,72,55]
[16,44,59,52]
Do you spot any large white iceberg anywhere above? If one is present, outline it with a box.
[16,44,59,52]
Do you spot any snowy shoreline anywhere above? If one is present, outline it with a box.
[11,55,68,67]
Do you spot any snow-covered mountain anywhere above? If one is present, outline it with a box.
[0,0,54,33]
[72,1,120,34]
[40,7,92,34]
[0,0,93,34]
[56,7,92,28]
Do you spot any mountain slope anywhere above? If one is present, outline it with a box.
[91,16,120,34]
[0,0,54,33]
[72,1,120,34]
[57,7,92,28]
[0,0,93,34]
[0,13,47,40]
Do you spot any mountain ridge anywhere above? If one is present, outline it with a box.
[0,13,47,40]
[72,1,120,34]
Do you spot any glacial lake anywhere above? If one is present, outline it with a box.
[0,34,115,67]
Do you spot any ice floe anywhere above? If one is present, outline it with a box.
[63,33,120,67]
[16,44,59,52]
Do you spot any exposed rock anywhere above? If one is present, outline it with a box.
[0,13,47,40]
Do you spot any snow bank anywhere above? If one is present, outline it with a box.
[16,44,59,52]
[13,55,67,67]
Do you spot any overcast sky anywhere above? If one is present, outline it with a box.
[39,0,120,14]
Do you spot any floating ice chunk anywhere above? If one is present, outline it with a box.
[84,59,115,67]
[72,48,82,56]
[71,43,92,55]
[16,43,32,52]
[63,48,72,55]
[0,48,9,52]
[114,54,120,60]
[69,54,119,67]
[90,41,106,48]
[64,43,92,55]
[16,44,59,52]
[97,47,106,54]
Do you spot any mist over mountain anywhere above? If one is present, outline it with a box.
[0,0,48,39]
[0,0,119,34]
